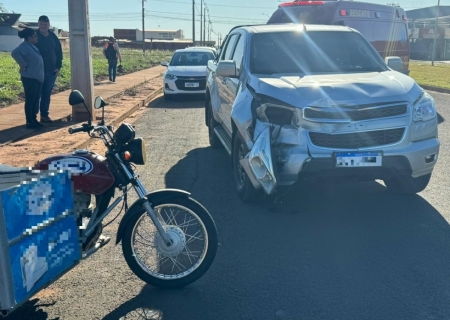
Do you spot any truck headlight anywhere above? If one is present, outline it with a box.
[165,73,177,80]
[413,92,436,122]
[252,95,298,126]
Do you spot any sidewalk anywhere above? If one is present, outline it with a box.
[0,66,165,145]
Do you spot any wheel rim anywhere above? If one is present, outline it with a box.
[130,204,209,280]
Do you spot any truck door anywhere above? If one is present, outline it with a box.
[216,33,239,134]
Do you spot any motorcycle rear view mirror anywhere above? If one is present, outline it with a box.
[94,96,107,109]
[69,90,85,105]
[69,90,92,126]
[94,96,108,126]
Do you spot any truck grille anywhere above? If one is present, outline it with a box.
[174,76,206,91]
[303,104,408,122]
[309,128,405,149]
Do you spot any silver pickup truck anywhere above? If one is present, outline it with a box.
[205,24,440,202]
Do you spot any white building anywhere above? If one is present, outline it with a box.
[114,28,184,41]
[136,29,184,41]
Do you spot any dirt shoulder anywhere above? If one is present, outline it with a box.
[0,76,163,167]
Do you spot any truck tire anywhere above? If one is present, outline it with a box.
[208,100,220,148]
[384,173,431,194]
[232,133,263,202]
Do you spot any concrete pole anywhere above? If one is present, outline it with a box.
[68,0,95,122]
[192,0,195,45]
[432,0,441,66]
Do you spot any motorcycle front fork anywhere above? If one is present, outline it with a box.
[133,180,173,246]
[115,154,172,246]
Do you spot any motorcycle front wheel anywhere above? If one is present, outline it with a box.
[122,196,218,288]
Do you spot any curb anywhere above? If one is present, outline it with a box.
[420,84,450,95]
[72,86,163,150]
[0,73,163,147]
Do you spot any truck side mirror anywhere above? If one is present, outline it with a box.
[216,60,237,78]
[385,56,404,73]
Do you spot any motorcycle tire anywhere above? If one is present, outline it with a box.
[122,196,218,288]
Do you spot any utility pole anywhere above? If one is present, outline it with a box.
[203,6,206,46]
[192,0,195,45]
[68,0,94,122]
[200,0,203,45]
[142,0,146,54]
[432,0,441,66]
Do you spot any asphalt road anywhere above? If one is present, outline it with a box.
[7,91,450,320]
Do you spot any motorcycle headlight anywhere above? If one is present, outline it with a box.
[165,73,177,80]
[413,92,436,122]
[124,138,146,165]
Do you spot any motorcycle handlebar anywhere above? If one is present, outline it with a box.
[68,124,94,134]
[68,126,85,134]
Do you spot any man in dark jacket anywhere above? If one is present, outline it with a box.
[34,15,63,123]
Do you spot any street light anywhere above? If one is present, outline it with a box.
[432,0,441,66]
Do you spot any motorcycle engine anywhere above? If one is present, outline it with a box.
[73,192,92,218]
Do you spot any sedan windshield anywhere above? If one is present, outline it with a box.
[250,31,388,75]
[170,51,215,66]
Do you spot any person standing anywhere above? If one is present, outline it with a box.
[103,37,122,82]
[11,28,45,129]
[34,15,63,123]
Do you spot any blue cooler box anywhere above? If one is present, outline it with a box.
[0,169,81,316]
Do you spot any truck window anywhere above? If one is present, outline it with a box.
[345,20,374,42]
[221,34,239,60]
[250,31,387,75]
[232,35,245,75]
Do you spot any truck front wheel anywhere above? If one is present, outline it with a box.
[232,133,263,202]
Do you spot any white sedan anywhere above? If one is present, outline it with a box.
[161,49,216,100]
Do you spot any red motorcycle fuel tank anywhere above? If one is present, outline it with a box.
[34,150,115,195]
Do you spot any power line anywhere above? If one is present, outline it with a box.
[151,0,275,9]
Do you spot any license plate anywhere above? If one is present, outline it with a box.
[185,82,199,88]
[335,152,382,167]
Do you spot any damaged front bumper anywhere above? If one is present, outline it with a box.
[239,119,311,195]
[238,118,439,196]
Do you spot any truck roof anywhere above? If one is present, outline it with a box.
[236,24,356,34]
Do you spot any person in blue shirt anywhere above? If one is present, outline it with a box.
[103,37,122,82]
[34,15,63,123]
[11,28,45,129]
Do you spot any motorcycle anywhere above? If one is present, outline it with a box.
[34,90,218,288]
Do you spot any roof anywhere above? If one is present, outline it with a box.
[0,13,21,27]
[406,5,450,20]
[174,48,216,53]
[237,24,354,34]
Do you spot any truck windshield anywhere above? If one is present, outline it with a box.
[250,31,388,75]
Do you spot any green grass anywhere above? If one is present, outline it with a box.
[0,47,173,106]
[409,61,450,90]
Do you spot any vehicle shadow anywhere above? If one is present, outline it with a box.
[149,94,205,109]
[3,298,57,320]
[438,112,445,124]
[104,147,450,319]
[0,118,75,145]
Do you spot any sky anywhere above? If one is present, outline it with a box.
[1,0,447,42]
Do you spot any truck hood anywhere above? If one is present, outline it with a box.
[167,66,207,77]
[250,71,423,107]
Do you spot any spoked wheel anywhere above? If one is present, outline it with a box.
[122,197,218,288]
